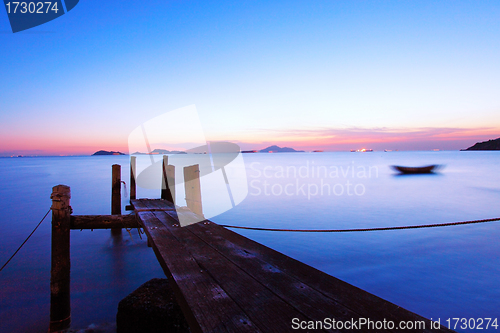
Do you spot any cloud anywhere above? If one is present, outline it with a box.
[231,126,500,151]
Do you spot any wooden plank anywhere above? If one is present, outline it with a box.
[157,208,371,331]
[70,215,138,229]
[133,198,176,211]
[187,219,455,333]
[184,164,203,216]
[132,200,261,333]
[146,201,321,333]
[133,199,455,333]
[184,224,367,328]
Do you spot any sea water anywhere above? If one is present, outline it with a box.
[0,152,499,332]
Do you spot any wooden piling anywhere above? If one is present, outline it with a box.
[183,164,203,216]
[130,156,136,201]
[49,185,71,332]
[161,156,175,204]
[165,165,175,204]
[161,156,172,202]
[112,164,122,235]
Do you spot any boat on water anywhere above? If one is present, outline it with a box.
[391,165,438,174]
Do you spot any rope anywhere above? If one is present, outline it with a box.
[220,217,500,233]
[121,181,128,198]
[0,208,51,272]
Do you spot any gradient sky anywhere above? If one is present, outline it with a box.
[1,0,499,155]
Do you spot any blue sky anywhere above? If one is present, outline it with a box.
[1,0,499,155]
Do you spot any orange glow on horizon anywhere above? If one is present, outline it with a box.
[1,126,498,155]
[0,133,128,156]
[232,127,500,152]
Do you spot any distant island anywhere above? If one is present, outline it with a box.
[150,149,186,154]
[132,149,186,155]
[259,145,304,153]
[129,145,305,155]
[92,150,126,156]
[462,137,500,151]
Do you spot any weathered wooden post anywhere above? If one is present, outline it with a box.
[49,185,71,332]
[130,156,136,201]
[165,165,176,204]
[183,164,203,216]
[112,164,122,236]
[161,156,175,204]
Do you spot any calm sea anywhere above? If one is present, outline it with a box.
[0,152,499,332]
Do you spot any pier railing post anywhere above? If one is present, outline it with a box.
[161,156,175,204]
[166,165,176,204]
[130,156,136,201]
[112,164,122,235]
[183,164,203,216]
[49,185,71,332]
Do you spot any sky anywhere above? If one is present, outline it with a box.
[1,0,500,155]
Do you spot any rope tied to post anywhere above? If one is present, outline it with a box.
[126,228,133,239]
[121,180,128,197]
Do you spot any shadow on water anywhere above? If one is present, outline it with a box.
[110,231,127,291]
[392,172,444,178]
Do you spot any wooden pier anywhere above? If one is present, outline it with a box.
[49,160,456,332]
[132,199,454,333]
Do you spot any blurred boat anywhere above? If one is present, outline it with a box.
[391,165,437,174]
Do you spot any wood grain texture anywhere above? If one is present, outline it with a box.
[111,164,121,215]
[183,165,203,216]
[133,199,260,333]
[50,185,71,332]
[70,214,138,229]
[147,201,318,333]
[131,199,456,333]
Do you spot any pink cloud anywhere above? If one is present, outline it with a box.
[232,126,500,151]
